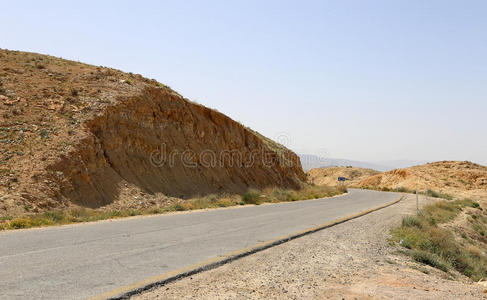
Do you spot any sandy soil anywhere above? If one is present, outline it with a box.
[132,194,486,299]
[356,161,487,200]
[307,167,379,187]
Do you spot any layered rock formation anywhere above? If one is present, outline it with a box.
[0,49,305,215]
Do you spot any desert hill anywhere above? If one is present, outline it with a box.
[306,166,380,186]
[355,161,487,200]
[0,49,305,216]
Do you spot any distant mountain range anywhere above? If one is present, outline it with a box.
[298,154,427,172]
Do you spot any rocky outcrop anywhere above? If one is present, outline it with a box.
[49,87,305,208]
[0,49,305,214]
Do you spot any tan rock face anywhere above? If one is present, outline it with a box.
[48,87,304,208]
[355,161,487,200]
[0,49,305,215]
[306,166,379,187]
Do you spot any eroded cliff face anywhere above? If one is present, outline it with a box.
[0,49,305,215]
[49,87,305,208]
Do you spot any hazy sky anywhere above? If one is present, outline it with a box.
[2,1,486,165]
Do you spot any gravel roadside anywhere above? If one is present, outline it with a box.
[132,194,486,299]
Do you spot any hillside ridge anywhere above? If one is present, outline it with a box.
[0,49,305,216]
[355,160,487,199]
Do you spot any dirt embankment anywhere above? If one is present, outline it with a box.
[355,161,487,200]
[306,166,380,186]
[0,49,305,216]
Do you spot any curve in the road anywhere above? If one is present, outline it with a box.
[0,189,401,300]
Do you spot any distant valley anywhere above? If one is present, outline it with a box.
[299,154,427,172]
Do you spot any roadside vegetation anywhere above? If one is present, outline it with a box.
[0,184,346,231]
[391,198,487,281]
[361,186,453,200]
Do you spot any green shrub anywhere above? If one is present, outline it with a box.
[172,204,186,211]
[242,189,262,205]
[411,250,449,272]
[43,211,66,223]
[426,189,453,200]
[8,218,32,229]
[402,215,423,228]
[106,210,123,217]
[70,207,92,219]
[472,223,486,236]
[128,210,140,216]
[392,199,487,280]
[422,199,473,224]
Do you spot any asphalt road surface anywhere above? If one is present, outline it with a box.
[0,188,400,300]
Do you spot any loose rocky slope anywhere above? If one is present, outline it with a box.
[0,49,305,216]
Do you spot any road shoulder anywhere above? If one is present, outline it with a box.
[132,194,485,299]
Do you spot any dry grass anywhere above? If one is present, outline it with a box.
[0,185,346,231]
[360,186,454,200]
[391,199,487,281]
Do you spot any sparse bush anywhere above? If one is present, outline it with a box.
[147,208,165,214]
[411,250,449,272]
[402,215,423,228]
[172,204,186,211]
[106,210,123,217]
[242,189,262,205]
[392,199,487,280]
[471,202,480,209]
[269,188,292,202]
[69,207,92,219]
[8,218,32,229]
[471,222,486,236]
[422,199,474,224]
[128,210,139,216]
[43,211,66,223]
[216,198,233,207]
[426,189,453,200]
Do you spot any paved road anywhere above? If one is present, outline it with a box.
[0,189,399,300]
